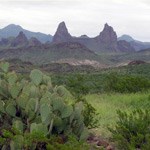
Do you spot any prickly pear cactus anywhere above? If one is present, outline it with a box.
[30,69,43,86]
[0,62,88,150]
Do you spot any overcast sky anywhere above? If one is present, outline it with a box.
[0,0,150,41]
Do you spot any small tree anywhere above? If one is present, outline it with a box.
[109,109,150,150]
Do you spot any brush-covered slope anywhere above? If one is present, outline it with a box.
[0,42,101,65]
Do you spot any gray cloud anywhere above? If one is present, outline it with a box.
[0,0,150,41]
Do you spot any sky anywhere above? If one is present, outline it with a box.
[0,0,150,41]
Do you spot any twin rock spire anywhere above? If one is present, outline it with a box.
[0,22,134,52]
[53,22,117,44]
[52,22,134,52]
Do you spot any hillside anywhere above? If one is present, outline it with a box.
[0,42,102,65]
[0,24,52,43]
[0,23,149,67]
[112,49,150,65]
[118,34,150,51]
[0,44,149,67]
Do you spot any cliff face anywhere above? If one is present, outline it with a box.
[98,23,117,44]
[53,22,134,52]
[94,23,118,51]
[28,37,41,46]
[11,31,28,47]
[52,21,72,43]
[0,22,135,52]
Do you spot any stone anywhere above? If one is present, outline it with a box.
[97,140,109,147]
[52,21,72,43]
[106,145,114,150]
[11,31,28,47]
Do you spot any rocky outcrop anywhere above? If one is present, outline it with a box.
[0,32,42,48]
[128,60,146,65]
[0,22,135,53]
[95,23,118,51]
[52,22,134,52]
[52,21,72,43]
[11,31,28,47]
[87,134,115,150]
[98,23,117,44]
[28,37,41,46]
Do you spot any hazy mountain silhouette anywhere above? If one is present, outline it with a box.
[0,24,52,43]
[118,34,150,51]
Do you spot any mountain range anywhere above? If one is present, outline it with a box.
[0,24,52,43]
[0,31,42,48]
[0,22,149,67]
[0,22,150,52]
[52,22,135,53]
[118,34,150,51]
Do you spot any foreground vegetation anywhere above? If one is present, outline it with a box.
[85,92,150,136]
[0,62,90,149]
[0,61,150,149]
[52,64,150,95]
[51,63,150,149]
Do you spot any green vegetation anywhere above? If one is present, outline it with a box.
[85,92,150,137]
[51,63,150,149]
[109,109,150,150]
[0,61,150,149]
[0,62,89,149]
[52,64,150,94]
[105,72,150,93]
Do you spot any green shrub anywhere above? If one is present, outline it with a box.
[0,62,88,149]
[105,73,150,93]
[82,99,100,129]
[52,73,105,95]
[46,135,89,150]
[109,109,150,150]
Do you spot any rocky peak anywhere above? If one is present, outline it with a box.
[29,37,41,46]
[11,31,28,47]
[16,31,28,41]
[3,24,23,31]
[98,23,117,43]
[94,23,118,51]
[57,21,68,33]
[52,21,72,43]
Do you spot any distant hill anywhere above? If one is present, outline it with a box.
[118,34,134,42]
[118,35,150,51]
[111,48,150,65]
[137,48,150,54]
[0,31,42,49]
[0,23,150,52]
[0,42,103,65]
[0,24,52,43]
[0,22,149,67]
